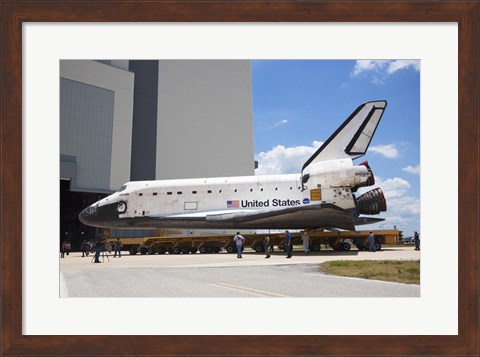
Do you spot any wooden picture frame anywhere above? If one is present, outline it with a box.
[1,1,478,356]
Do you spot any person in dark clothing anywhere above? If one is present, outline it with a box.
[114,238,123,258]
[285,231,292,258]
[94,234,106,263]
[414,231,420,251]
[369,232,376,252]
[81,240,89,257]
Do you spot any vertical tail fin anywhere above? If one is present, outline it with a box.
[302,100,387,174]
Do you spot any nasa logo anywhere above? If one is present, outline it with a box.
[303,198,310,205]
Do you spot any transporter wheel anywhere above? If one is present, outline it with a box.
[156,247,166,255]
[342,242,351,251]
[311,243,321,252]
[166,248,173,254]
[129,247,137,255]
[254,244,264,253]
[206,246,214,254]
[173,247,182,254]
[375,242,382,251]
[199,246,207,254]
[181,247,190,254]
[226,246,236,254]
[147,247,156,255]
[139,247,148,255]
[190,247,198,254]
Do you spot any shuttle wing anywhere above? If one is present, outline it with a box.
[302,100,387,173]
[161,204,375,230]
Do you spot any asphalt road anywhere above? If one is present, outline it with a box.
[60,248,420,298]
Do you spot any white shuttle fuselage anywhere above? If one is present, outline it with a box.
[80,101,388,231]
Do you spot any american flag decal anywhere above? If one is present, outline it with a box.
[227,200,239,208]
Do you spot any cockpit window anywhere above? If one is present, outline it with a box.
[118,185,127,192]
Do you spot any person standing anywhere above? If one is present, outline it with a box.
[234,232,245,258]
[302,230,310,255]
[264,235,271,258]
[414,231,420,251]
[81,240,88,257]
[114,238,123,258]
[94,233,106,263]
[368,231,376,252]
[61,241,67,258]
[285,230,292,258]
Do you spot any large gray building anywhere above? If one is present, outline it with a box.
[60,60,254,246]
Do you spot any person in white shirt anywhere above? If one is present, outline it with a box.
[302,230,310,255]
[234,232,245,258]
[264,235,271,258]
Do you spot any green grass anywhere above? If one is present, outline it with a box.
[317,260,420,285]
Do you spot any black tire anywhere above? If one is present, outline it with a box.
[375,242,382,251]
[206,246,214,254]
[199,246,207,254]
[190,247,198,254]
[139,247,148,255]
[254,244,264,253]
[181,247,190,254]
[129,247,137,255]
[226,246,236,254]
[148,247,156,255]
[173,247,182,254]
[156,247,166,254]
[311,243,321,252]
[342,242,351,251]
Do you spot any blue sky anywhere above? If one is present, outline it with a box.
[251,60,420,237]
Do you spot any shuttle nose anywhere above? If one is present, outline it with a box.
[79,204,99,226]
[79,201,122,228]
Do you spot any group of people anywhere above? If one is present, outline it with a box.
[93,235,123,263]
[61,234,124,263]
[234,230,422,256]
[367,231,420,252]
[284,230,311,258]
[64,230,421,262]
[233,230,312,259]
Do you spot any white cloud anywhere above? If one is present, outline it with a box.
[351,60,420,84]
[351,60,390,77]
[402,164,420,174]
[358,177,411,200]
[379,177,411,198]
[369,144,399,158]
[273,119,288,127]
[255,141,322,175]
[380,193,420,233]
[392,196,421,215]
[386,60,420,74]
[255,141,399,175]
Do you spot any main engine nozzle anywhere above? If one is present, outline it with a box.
[357,188,387,215]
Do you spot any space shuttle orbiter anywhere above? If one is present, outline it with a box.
[80,100,387,231]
